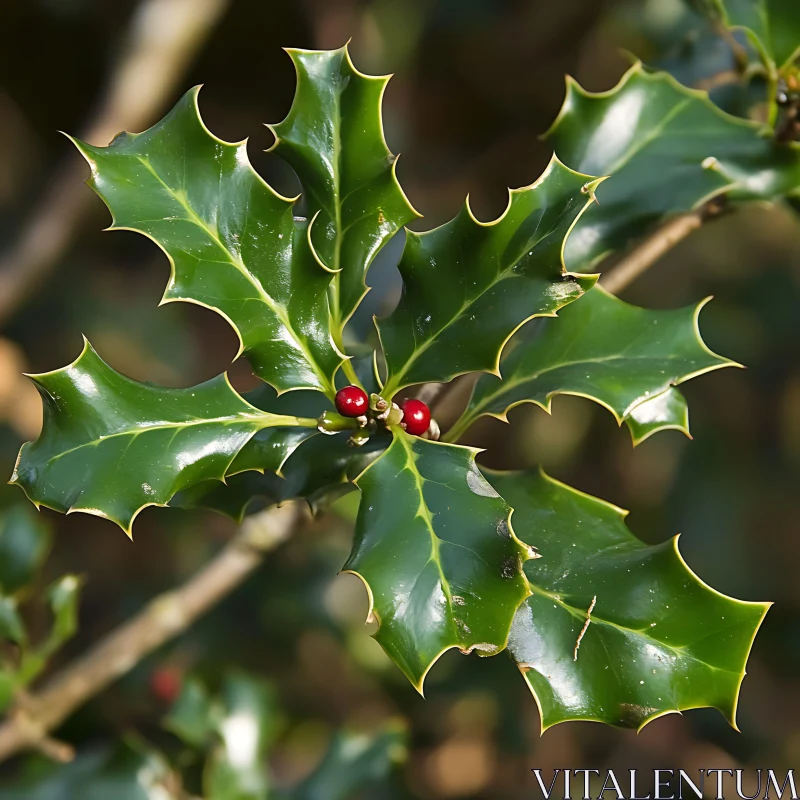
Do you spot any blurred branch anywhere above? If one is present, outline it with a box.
[601,200,726,295]
[0,0,231,326]
[0,503,302,764]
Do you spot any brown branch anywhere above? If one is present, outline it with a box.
[600,202,724,295]
[0,0,231,326]
[0,503,302,764]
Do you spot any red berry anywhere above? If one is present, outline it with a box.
[335,385,368,417]
[149,667,182,704]
[400,398,431,436]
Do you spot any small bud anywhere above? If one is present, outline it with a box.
[348,428,371,447]
[370,393,389,412]
[317,410,358,434]
[385,402,404,427]
[356,415,369,427]
[424,418,441,441]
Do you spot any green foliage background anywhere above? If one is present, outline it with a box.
[0,0,797,797]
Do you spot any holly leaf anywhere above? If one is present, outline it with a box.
[625,386,691,444]
[10,342,316,535]
[269,45,420,336]
[285,721,407,800]
[204,675,279,800]
[377,157,601,396]
[172,386,388,521]
[0,504,52,595]
[490,469,769,731]
[344,430,532,690]
[445,286,733,444]
[708,0,800,70]
[0,740,177,800]
[72,88,344,396]
[549,63,800,270]
[173,431,389,522]
[18,574,83,685]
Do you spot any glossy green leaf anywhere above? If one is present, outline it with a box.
[0,504,52,595]
[11,342,317,534]
[709,0,800,69]
[72,88,344,396]
[377,157,601,396]
[285,721,407,800]
[174,431,389,521]
[489,470,770,731]
[446,286,733,444]
[0,741,177,800]
[164,678,217,748]
[19,574,83,684]
[0,595,25,646]
[345,430,533,690]
[269,45,420,336]
[625,386,691,443]
[550,63,800,270]
[204,675,279,800]
[172,386,388,520]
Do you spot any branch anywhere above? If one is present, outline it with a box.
[601,202,724,295]
[0,0,230,326]
[0,502,302,764]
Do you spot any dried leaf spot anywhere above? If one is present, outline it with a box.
[500,555,521,579]
[466,467,500,498]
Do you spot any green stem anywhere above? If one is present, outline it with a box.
[441,413,472,444]
[341,357,362,388]
[264,414,319,428]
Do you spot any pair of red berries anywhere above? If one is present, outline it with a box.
[334,386,431,436]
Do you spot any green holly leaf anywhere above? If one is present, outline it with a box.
[709,0,800,70]
[18,574,83,685]
[0,740,177,800]
[550,64,800,271]
[0,596,25,646]
[285,721,407,800]
[10,342,317,535]
[490,469,769,731]
[269,45,420,337]
[204,675,279,800]
[625,386,691,444]
[172,386,388,521]
[72,88,344,396]
[163,678,217,748]
[173,431,390,522]
[377,158,601,396]
[445,286,734,444]
[0,504,52,595]
[344,430,532,690]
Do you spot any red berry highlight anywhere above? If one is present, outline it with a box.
[400,398,431,436]
[335,385,368,417]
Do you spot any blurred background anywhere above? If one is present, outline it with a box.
[0,0,798,797]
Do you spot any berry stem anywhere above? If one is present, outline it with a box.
[340,358,364,390]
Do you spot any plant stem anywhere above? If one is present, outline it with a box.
[442,411,472,444]
[0,503,302,764]
[341,357,363,389]
[600,206,717,295]
[269,415,320,428]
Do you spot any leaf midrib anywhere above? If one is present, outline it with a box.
[38,412,282,467]
[383,214,572,394]
[525,581,740,675]
[133,155,331,390]
[397,434,461,642]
